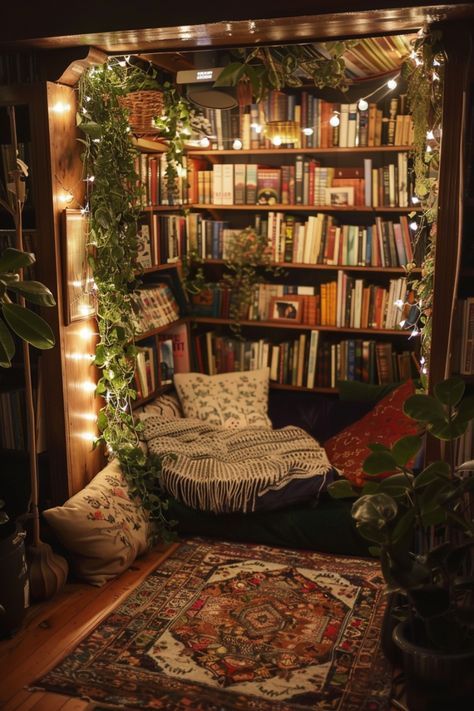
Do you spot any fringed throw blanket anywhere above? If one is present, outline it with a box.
[142,418,334,513]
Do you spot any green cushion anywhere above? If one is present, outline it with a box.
[337,379,398,403]
[168,496,370,557]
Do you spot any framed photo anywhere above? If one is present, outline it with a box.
[61,209,95,324]
[269,295,304,323]
[325,186,354,206]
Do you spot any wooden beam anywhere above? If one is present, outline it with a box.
[38,47,108,86]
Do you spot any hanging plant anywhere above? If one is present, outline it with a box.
[214,43,350,102]
[402,29,444,374]
[78,60,174,541]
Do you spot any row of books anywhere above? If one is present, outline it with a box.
[192,275,409,331]
[192,155,410,208]
[193,330,416,389]
[0,388,27,450]
[133,323,191,401]
[135,152,188,206]
[202,93,413,150]
[255,212,414,267]
[132,282,180,334]
[136,215,187,268]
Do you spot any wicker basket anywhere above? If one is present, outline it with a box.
[119,90,165,135]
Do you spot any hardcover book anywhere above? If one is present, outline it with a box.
[257,168,281,205]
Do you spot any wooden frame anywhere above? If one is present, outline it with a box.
[269,295,304,323]
[325,186,354,206]
[61,208,95,324]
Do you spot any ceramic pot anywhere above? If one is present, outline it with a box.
[392,621,474,711]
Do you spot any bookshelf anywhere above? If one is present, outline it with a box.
[183,91,425,392]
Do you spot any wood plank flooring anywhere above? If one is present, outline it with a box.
[0,544,179,710]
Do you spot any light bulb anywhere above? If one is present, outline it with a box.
[82,381,96,393]
[80,432,97,442]
[232,138,243,150]
[411,196,420,204]
[394,299,404,308]
[422,366,428,374]
[358,98,368,111]
[399,320,406,328]
[426,145,432,153]
[426,130,435,140]
[59,192,73,204]
[387,79,398,90]
[200,136,210,148]
[409,221,418,231]
[272,136,282,147]
[118,60,126,68]
[329,113,340,127]
[420,356,426,365]
[303,127,314,136]
[52,101,71,114]
[79,412,96,422]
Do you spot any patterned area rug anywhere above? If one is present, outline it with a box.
[33,539,392,710]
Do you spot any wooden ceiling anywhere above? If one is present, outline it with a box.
[1,3,474,54]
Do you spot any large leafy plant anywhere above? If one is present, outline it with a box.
[329,376,474,653]
[0,248,55,367]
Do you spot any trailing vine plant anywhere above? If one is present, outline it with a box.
[402,28,444,378]
[78,60,175,541]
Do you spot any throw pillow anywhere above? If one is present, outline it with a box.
[135,389,183,423]
[174,368,271,429]
[324,379,419,487]
[42,459,151,586]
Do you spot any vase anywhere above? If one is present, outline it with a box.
[392,621,474,711]
[0,521,29,638]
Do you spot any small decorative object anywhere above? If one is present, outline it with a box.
[269,295,304,323]
[62,209,95,324]
[263,120,300,146]
[325,186,354,206]
[329,376,474,709]
[118,89,164,135]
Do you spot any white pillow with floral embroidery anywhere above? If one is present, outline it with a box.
[42,459,152,586]
[174,368,271,429]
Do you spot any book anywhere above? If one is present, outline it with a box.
[158,338,175,384]
[257,168,281,204]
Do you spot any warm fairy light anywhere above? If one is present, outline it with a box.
[200,136,210,148]
[399,319,406,328]
[79,326,94,340]
[409,327,420,339]
[59,191,73,204]
[87,175,95,183]
[248,20,256,34]
[79,412,96,422]
[411,196,420,205]
[118,60,126,67]
[272,136,282,147]
[409,221,418,231]
[420,356,426,365]
[394,299,404,309]
[303,127,314,136]
[329,113,340,127]
[78,303,94,316]
[52,101,71,114]
[387,79,398,90]
[81,380,96,393]
[80,431,97,442]
[422,366,428,374]
[232,138,243,150]
[426,130,435,140]
[358,99,368,111]
[426,145,432,153]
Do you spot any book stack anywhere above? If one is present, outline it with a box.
[133,282,180,334]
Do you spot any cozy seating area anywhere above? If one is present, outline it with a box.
[2,3,474,710]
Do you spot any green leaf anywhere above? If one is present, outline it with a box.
[428,417,468,441]
[0,248,35,272]
[2,303,55,350]
[367,443,391,453]
[213,63,244,87]
[392,435,423,466]
[355,521,387,544]
[434,376,465,407]
[414,460,450,488]
[403,394,445,422]
[79,121,102,138]
[391,508,415,543]
[363,451,398,476]
[378,473,414,498]
[327,479,357,499]
[0,317,15,367]
[455,395,474,425]
[361,480,380,495]
[8,280,56,306]
[97,411,107,432]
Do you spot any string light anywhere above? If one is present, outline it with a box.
[358,98,368,111]
[302,127,314,136]
[329,112,340,127]
[409,220,418,231]
[80,432,97,443]
[232,138,243,150]
[52,101,71,114]
[58,191,73,204]
[81,380,96,393]
[426,130,435,140]
[79,326,94,340]
[387,78,398,90]
[411,196,420,205]
[200,136,210,148]
[272,136,282,147]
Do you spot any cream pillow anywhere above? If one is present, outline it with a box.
[174,368,271,429]
[42,459,151,586]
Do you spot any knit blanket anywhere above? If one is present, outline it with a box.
[142,417,333,513]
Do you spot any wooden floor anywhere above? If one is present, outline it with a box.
[0,543,180,710]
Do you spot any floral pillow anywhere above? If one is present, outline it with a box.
[174,368,271,429]
[42,459,152,586]
[324,379,419,487]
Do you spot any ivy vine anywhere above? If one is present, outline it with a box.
[78,60,175,541]
[402,29,444,370]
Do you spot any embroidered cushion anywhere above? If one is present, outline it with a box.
[174,368,271,429]
[324,379,419,487]
[42,459,152,586]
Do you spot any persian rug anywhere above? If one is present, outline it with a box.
[32,539,392,710]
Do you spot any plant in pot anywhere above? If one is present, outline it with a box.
[328,376,474,710]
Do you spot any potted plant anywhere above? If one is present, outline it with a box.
[329,376,474,709]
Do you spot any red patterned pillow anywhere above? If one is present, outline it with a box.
[324,379,418,487]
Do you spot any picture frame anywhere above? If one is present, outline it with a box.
[325,186,354,206]
[269,295,304,323]
[61,208,96,325]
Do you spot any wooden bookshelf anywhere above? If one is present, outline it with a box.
[204,259,421,274]
[135,316,189,342]
[191,204,422,213]
[270,382,336,394]
[188,146,415,157]
[192,317,411,336]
